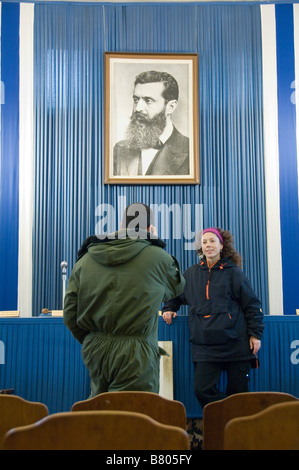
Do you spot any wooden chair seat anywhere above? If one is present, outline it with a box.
[224,401,299,450]
[203,391,298,450]
[71,390,187,429]
[0,395,49,450]
[3,410,190,450]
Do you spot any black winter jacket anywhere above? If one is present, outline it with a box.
[162,257,264,362]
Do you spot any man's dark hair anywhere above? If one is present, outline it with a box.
[134,71,179,102]
[121,203,154,231]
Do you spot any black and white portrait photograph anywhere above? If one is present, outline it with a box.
[104,52,199,184]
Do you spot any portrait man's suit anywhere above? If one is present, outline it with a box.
[113,127,189,176]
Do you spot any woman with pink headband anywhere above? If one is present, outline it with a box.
[162,227,264,411]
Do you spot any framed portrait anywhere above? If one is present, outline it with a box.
[104,52,200,185]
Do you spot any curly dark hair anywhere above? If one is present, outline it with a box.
[194,228,242,268]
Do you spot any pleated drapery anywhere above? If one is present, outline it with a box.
[0,4,20,310]
[34,6,104,312]
[33,4,268,315]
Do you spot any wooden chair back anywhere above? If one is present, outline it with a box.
[3,410,190,450]
[71,391,187,429]
[224,401,299,450]
[0,395,49,450]
[203,391,298,450]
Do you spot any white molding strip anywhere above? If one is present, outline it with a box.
[260,4,283,315]
[294,4,299,217]
[18,3,34,317]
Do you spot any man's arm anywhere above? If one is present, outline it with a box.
[162,255,186,301]
[63,271,88,344]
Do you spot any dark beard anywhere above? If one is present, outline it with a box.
[124,110,167,149]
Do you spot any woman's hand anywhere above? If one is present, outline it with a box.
[162,311,177,325]
[249,336,261,355]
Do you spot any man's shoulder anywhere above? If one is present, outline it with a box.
[168,126,189,148]
[143,241,173,261]
[162,126,189,159]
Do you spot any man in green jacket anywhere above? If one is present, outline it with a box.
[63,203,185,396]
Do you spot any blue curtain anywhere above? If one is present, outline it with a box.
[33,3,268,316]
[0,4,20,309]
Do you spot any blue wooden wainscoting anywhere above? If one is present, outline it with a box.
[0,316,298,417]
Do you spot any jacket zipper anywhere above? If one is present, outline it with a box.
[206,261,217,300]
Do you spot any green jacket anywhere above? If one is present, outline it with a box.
[63,230,185,394]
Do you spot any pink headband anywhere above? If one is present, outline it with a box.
[202,228,223,244]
